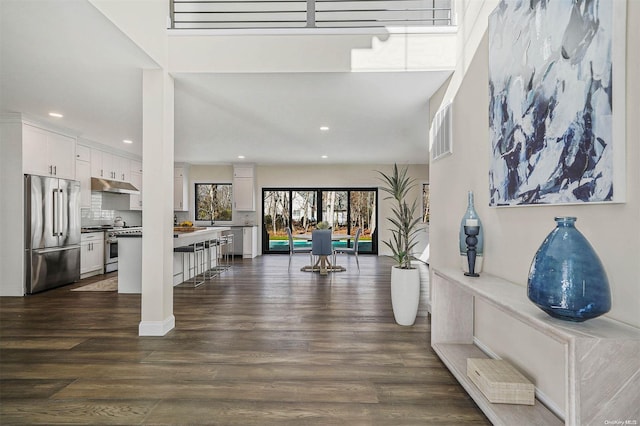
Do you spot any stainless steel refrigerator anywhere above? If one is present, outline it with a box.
[25,174,81,294]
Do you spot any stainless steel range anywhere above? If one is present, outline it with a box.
[105,231,118,273]
[82,226,142,273]
[105,227,142,273]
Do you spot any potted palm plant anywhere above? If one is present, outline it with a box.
[378,164,422,325]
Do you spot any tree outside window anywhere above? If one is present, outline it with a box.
[423,183,430,223]
[195,183,233,221]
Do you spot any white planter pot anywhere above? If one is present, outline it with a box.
[391,266,421,326]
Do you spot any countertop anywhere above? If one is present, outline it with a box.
[115,227,234,238]
[116,227,233,239]
[116,227,232,249]
[174,226,231,238]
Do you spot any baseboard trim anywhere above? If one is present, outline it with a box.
[139,315,175,336]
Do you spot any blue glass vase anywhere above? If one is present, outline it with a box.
[527,217,611,322]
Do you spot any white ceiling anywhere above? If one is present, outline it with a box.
[1,0,450,165]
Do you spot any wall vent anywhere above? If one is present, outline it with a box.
[430,101,452,161]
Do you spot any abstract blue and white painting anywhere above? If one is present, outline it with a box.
[488,0,624,206]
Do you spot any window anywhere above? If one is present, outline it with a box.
[195,183,232,222]
[262,188,377,254]
[430,101,453,161]
[423,183,430,223]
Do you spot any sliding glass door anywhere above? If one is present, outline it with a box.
[349,190,376,253]
[262,188,377,254]
[322,191,347,233]
[262,190,290,252]
[291,190,317,233]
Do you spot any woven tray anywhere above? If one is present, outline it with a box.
[467,358,535,405]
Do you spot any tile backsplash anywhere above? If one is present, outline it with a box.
[81,192,142,227]
[81,192,258,228]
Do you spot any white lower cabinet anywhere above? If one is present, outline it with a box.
[242,226,258,258]
[81,232,104,278]
[228,226,258,258]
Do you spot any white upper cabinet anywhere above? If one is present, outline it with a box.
[22,124,76,180]
[75,144,92,208]
[91,148,131,182]
[76,144,91,162]
[117,156,130,182]
[130,169,142,211]
[90,149,106,179]
[130,160,142,174]
[76,159,91,208]
[233,165,255,211]
[130,160,143,210]
[174,166,189,211]
[23,125,48,175]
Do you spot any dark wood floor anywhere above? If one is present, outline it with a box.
[0,254,489,425]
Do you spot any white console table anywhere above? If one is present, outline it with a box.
[431,267,640,426]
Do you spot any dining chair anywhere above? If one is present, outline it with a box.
[286,227,312,271]
[312,229,334,274]
[333,227,361,271]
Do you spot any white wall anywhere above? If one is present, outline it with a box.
[90,0,168,68]
[169,31,456,74]
[351,30,457,72]
[431,0,639,329]
[169,33,372,73]
[262,164,429,257]
[429,1,640,416]
[441,0,500,105]
[184,163,429,256]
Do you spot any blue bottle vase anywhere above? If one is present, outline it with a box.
[527,217,611,322]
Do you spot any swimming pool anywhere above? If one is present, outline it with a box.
[268,240,372,252]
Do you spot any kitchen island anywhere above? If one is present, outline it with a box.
[117,227,231,293]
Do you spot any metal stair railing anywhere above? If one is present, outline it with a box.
[170,0,452,30]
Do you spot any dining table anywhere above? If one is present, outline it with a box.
[293,233,352,275]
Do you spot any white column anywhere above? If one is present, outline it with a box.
[139,69,175,336]
[0,117,25,296]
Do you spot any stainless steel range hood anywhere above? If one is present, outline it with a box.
[91,177,139,194]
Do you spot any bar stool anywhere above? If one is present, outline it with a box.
[211,233,231,273]
[207,237,226,274]
[203,238,220,280]
[223,232,234,268]
[174,242,205,287]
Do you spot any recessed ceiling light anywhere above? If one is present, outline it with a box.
[238,155,245,159]
[49,112,63,118]
[123,139,133,144]
[321,155,328,159]
[320,126,330,131]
